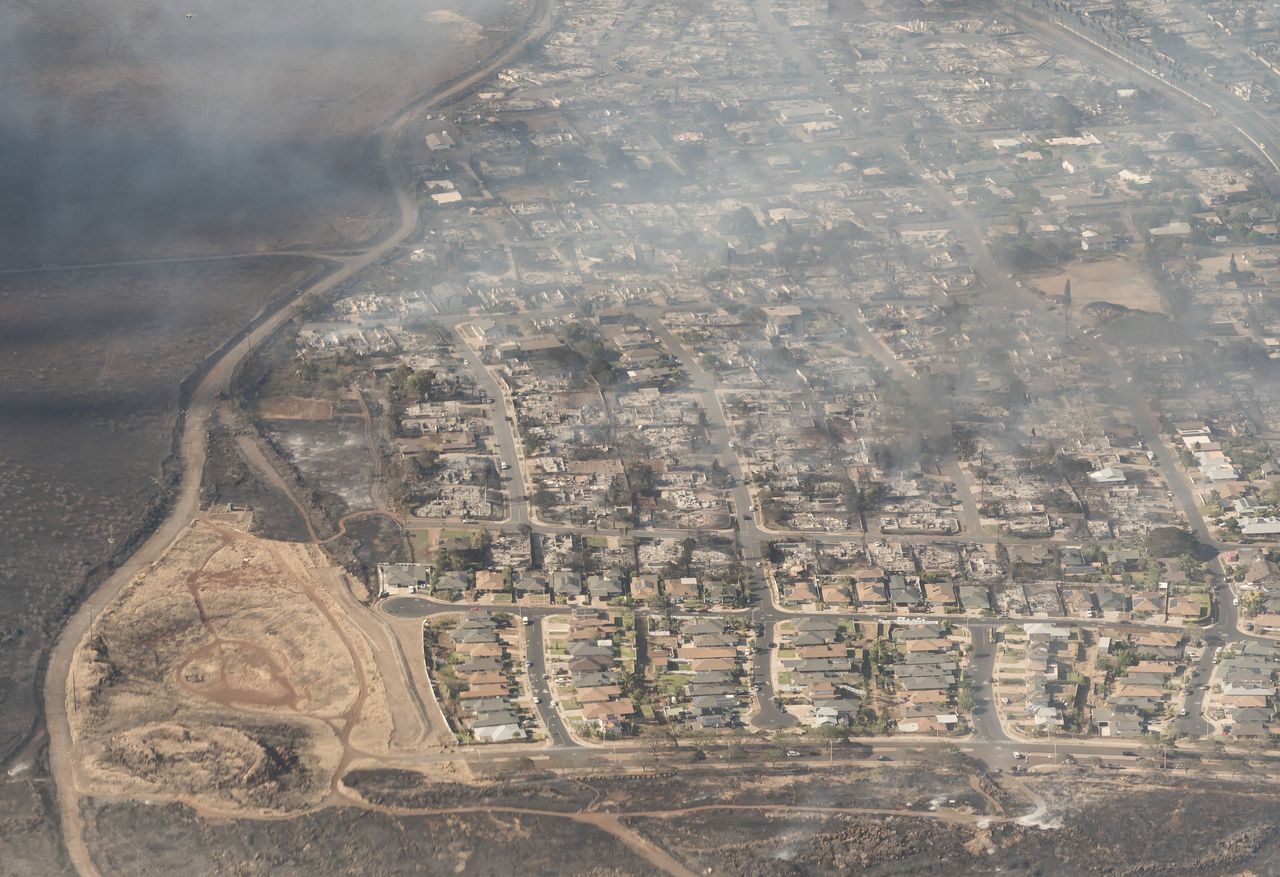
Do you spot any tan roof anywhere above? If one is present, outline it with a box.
[458,670,507,686]
[907,689,950,704]
[677,646,737,660]
[576,685,623,703]
[1132,629,1181,647]
[857,582,887,602]
[475,570,506,592]
[580,698,635,720]
[796,644,849,659]
[903,638,952,653]
[689,658,737,672]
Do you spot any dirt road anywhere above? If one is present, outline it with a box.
[41,2,556,874]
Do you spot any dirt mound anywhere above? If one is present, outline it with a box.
[104,722,301,804]
[258,397,336,421]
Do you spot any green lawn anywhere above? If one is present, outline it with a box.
[441,528,484,548]
[657,673,686,696]
[407,530,431,561]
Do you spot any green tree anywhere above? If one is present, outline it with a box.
[1239,589,1264,617]
[407,369,437,399]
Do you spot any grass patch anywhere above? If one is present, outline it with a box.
[440,528,485,548]
[407,530,432,561]
[658,673,687,696]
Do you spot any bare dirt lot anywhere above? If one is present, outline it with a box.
[1032,258,1166,314]
[258,397,337,421]
[66,519,398,814]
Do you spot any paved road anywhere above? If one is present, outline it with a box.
[525,618,578,747]
[1010,0,1280,176]
[966,627,1005,743]
[449,326,531,527]
[647,314,798,729]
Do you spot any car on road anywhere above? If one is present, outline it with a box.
[876,755,892,762]
[1178,708,1188,717]
[532,697,541,704]
[785,750,801,758]
[1011,751,1025,759]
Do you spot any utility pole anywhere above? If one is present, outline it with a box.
[1063,277,1072,340]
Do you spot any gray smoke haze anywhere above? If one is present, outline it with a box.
[0,0,507,264]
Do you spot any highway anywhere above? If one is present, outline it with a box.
[1007,0,1280,174]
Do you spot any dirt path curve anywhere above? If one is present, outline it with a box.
[41,3,557,874]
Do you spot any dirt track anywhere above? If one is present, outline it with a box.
[41,2,557,873]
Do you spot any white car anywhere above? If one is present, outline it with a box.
[532,697,541,705]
